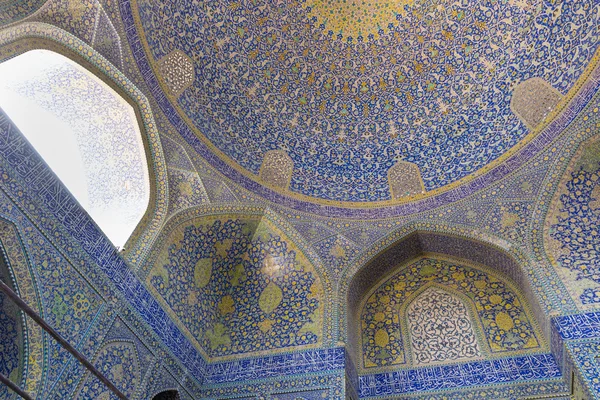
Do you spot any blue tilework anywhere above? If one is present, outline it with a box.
[358,353,562,398]
[553,311,600,341]
[119,0,600,215]
[566,340,600,399]
[132,0,599,202]
[271,389,330,400]
[203,347,345,385]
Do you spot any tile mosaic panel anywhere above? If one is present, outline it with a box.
[146,213,325,361]
[553,312,600,341]
[203,347,345,385]
[406,287,482,366]
[0,270,23,400]
[358,353,562,398]
[566,340,600,399]
[132,0,600,202]
[157,50,195,98]
[75,341,141,399]
[270,389,329,400]
[361,379,568,400]
[545,134,600,308]
[92,5,124,69]
[259,150,294,190]
[199,372,344,399]
[361,257,543,371]
[388,161,425,200]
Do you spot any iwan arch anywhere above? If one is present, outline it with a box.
[0,0,599,399]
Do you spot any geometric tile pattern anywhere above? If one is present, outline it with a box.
[6,2,600,400]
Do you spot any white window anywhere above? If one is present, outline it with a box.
[0,49,150,249]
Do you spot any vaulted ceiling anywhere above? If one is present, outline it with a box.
[133,0,598,203]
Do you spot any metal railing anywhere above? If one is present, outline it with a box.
[0,279,128,400]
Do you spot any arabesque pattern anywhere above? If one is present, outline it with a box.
[136,0,599,201]
[361,257,541,370]
[148,216,324,360]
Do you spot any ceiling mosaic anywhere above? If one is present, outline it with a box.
[134,0,599,202]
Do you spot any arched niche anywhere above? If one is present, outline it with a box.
[152,389,181,400]
[343,227,549,374]
[0,24,168,268]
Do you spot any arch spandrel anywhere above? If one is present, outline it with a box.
[544,134,600,309]
[142,205,333,362]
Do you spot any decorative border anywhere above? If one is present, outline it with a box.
[358,353,563,398]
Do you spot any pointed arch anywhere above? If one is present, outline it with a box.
[401,284,485,365]
[142,204,334,361]
[0,22,168,268]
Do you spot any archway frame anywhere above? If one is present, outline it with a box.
[356,253,548,373]
[340,221,559,360]
[0,22,169,268]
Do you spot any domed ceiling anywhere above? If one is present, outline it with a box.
[134,0,598,203]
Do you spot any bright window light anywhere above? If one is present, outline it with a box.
[0,50,150,249]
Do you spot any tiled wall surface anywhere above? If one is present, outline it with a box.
[1,1,600,398]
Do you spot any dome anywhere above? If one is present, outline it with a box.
[134,0,597,203]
